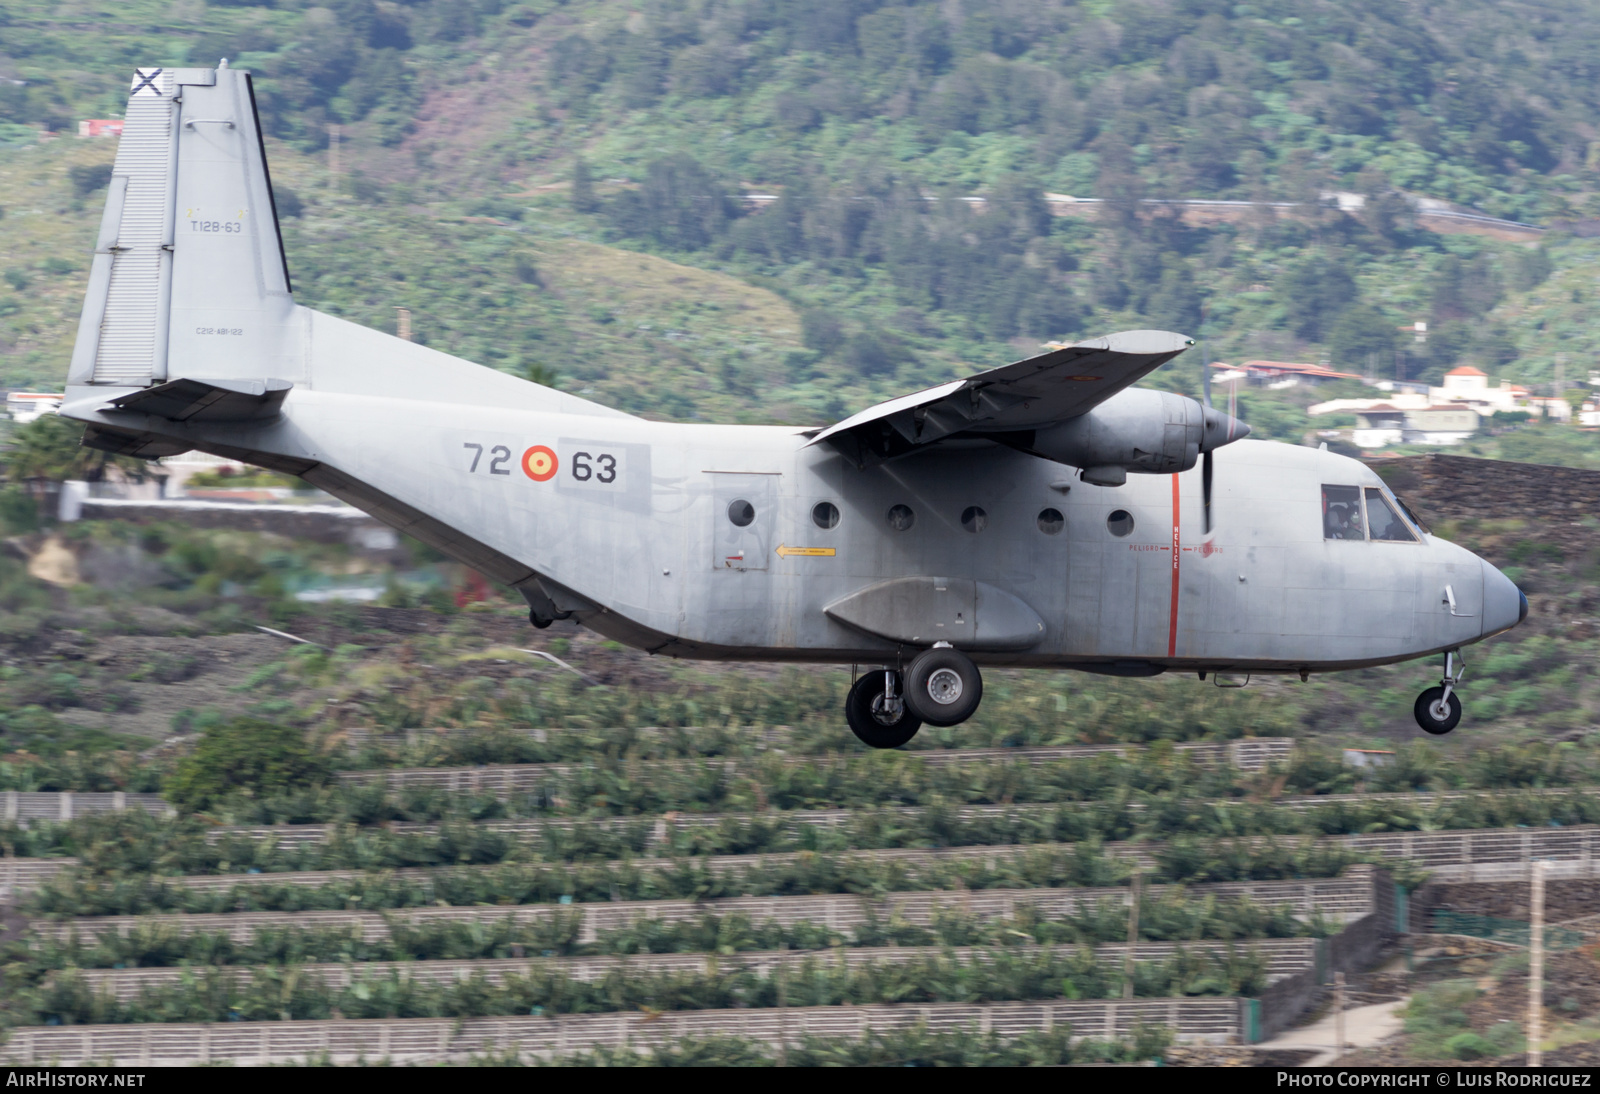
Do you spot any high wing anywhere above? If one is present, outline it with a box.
[807,329,1192,466]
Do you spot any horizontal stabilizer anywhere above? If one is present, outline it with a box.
[107,377,292,421]
[80,424,193,459]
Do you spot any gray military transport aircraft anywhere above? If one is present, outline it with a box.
[60,66,1527,747]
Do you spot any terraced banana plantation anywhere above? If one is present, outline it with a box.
[4,729,1598,1064]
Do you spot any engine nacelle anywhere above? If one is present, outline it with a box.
[1029,388,1246,486]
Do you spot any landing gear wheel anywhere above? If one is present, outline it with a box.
[846,671,922,749]
[903,647,984,727]
[1414,686,1462,735]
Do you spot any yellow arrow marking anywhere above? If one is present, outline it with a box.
[776,544,836,558]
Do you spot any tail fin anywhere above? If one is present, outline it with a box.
[69,63,299,390]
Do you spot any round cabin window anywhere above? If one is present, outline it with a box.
[1106,509,1135,537]
[961,506,988,533]
[886,504,915,531]
[812,501,840,529]
[1037,508,1065,535]
[727,499,756,527]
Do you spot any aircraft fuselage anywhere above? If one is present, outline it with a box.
[152,381,1522,675]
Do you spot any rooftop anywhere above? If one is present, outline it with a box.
[1212,360,1365,380]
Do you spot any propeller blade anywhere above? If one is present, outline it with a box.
[1201,345,1212,409]
[1202,448,1213,536]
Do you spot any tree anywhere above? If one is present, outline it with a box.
[1279,253,1357,342]
[68,164,112,200]
[801,310,845,354]
[571,157,598,214]
[606,154,736,251]
[1508,246,1553,293]
[166,717,328,814]
[3,415,148,498]
[845,331,909,377]
[1145,255,1201,334]
[1327,304,1398,370]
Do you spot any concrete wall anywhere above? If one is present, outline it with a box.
[1254,865,1398,1041]
[1370,453,1600,559]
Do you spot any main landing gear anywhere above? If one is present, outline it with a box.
[846,644,984,749]
[1413,649,1464,736]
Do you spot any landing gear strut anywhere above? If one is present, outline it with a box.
[1413,649,1464,735]
[846,669,922,749]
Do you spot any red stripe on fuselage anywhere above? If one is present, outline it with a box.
[1168,474,1180,658]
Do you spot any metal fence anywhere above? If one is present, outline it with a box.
[72,938,1320,1003]
[15,826,1600,900]
[1,792,169,825]
[180,790,1600,849]
[335,740,1295,794]
[0,998,1247,1064]
[1430,911,1589,951]
[337,732,1293,774]
[30,870,1377,946]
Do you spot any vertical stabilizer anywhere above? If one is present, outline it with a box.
[70,68,177,386]
[68,65,301,391]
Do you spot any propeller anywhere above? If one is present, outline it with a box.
[1199,346,1249,536]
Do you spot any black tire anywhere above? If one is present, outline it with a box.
[845,671,922,749]
[903,647,984,727]
[1414,686,1463,735]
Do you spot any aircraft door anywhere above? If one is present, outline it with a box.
[710,473,778,572]
[701,472,778,650]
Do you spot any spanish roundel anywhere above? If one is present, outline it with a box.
[522,445,558,482]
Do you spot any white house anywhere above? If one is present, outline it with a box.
[1429,365,1530,415]
[1353,404,1481,448]
[1310,364,1536,426]
[5,392,62,423]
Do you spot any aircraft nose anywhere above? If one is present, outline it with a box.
[1481,559,1526,638]
[1200,405,1251,452]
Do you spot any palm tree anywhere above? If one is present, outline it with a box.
[4,414,149,497]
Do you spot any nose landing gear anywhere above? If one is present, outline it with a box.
[1414,649,1465,735]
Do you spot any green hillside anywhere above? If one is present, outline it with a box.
[3,0,1600,442]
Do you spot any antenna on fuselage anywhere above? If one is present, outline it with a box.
[1201,346,1215,535]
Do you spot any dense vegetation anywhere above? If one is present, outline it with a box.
[25,945,1269,1025]
[6,0,1600,439]
[5,5,1597,1063]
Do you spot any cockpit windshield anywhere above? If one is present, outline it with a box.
[1322,484,1421,542]
[1366,488,1418,542]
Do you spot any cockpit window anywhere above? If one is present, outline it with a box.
[1366,488,1418,542]
[1392,491,1429,534]
[1322,485,1365,540]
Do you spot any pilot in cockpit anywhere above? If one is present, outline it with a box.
[1322,485,1366,540]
